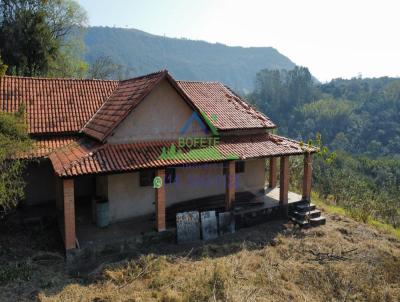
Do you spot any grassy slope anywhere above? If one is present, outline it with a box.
[312,193,400,239]
[0,209,399,302]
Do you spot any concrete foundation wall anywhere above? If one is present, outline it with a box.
[106,159,266,221]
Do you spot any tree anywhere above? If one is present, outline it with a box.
[250,66,315,135]
[0,0,87,76]
[0,55,7,76]
[47,32,88,78]
[88,55,133,80]
[0,103,32,217]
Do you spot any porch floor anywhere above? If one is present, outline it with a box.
[234,187,302,215]
[75,187,302,249]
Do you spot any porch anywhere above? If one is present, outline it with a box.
[57,153,313,252]
[74,187,303,250]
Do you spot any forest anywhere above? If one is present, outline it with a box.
[249,68,400,228]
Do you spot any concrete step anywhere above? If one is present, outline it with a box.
[292,209,321,219]
[296,203,316,212]
[310,216,326,227]
[290,216,310,228]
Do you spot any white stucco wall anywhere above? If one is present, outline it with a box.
[236,159,266,193]
[105,159,266,221]
[165,164,226,205]
[107,172,154,222]
[108,79,208,143]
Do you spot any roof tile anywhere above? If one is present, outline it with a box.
[50,134,317,177]
[0,76,118,135]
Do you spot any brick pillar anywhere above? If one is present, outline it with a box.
[225,161,236,211]
[63,179,76,250]
[279,156,289,216]
[302,153,312,201]
[269,157,277,188]
[155,169,166,232]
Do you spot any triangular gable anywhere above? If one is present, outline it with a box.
[82,70,214,142]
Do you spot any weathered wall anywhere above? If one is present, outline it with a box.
[108,79,208,143]
[165,164,225,205]
[107,172,154,222]
[105,159,266,221]
[236,159,266,193]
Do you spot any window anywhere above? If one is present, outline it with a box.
[223,161,245,174]
[165,168,176,184]
[235,161,245,174]
[139,169,155,187]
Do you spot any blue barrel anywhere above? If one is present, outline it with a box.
[96,201,109,228]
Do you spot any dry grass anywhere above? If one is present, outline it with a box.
[1,213,400,302]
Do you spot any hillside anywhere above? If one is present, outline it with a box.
[84,27,296,92]
[249,70,400,229]
[0,211,399,301]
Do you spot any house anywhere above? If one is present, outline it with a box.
[0,70,317,253]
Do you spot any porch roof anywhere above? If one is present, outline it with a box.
[49,133,317,178]
[19,136,79,159]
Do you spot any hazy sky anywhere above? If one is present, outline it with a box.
[77,0,400,82]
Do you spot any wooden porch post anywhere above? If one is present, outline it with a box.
[63,179,76,250]
[269,157,277,188]
[279,156,289,216]
[155,168,166,232]
[302,152,312,201]
[225,161,236,211]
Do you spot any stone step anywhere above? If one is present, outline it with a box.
[292,209,321,219]
[290,216,310,227]
[296,203,316,212]
[310,216,326,227]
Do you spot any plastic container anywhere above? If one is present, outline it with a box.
[96,200,110,228]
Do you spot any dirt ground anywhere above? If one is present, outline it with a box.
[0,212,399,302]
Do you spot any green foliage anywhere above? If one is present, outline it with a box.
[299,99,355,144]
[251,70,400,229]
[0,108,32,216]
[0,0,87,77]
[250,72,400,156]
[0,55,7,76]
[47,27,88,78]
[250,66,316,133]
[313,152,400,227]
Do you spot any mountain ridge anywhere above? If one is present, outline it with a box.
[84,26,297,92]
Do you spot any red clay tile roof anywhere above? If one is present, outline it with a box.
[0,76,118,135]
[20,136,80,159]
[177,81,275,130]
[1,71,275,139]
[82,71,169,141]
[50,134,317,177]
